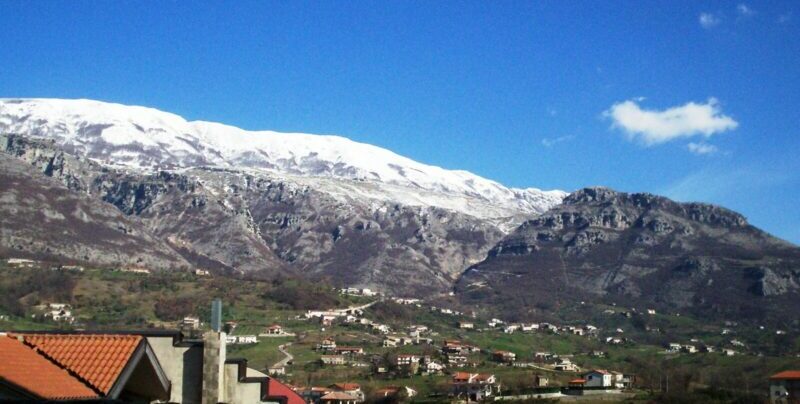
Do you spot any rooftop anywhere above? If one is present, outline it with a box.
[0,335,99,400]
[13,333,143,394]
[771,370,800,380]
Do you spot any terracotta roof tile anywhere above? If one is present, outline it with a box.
[0,335,98,400]
[330,382,361,391]
[14,333,142,394]
[771,370,800,380]
[267,378,306,404]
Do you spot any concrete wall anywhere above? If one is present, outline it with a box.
[202,331,226,404]
[146,336,203,404]
[222,365,285,404]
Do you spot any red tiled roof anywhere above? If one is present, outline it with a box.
[569,379,586,384]
[771,370,800,380]
[267,378,306,404]
[374,387,399,396]
[15,333,143,394]
[474,373,494,382]
[331,382,361,391]
[452,371,471,381]
[0,335,99,400]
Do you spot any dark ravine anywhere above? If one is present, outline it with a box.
[456,187,800,326]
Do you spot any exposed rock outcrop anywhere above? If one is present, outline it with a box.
[457,187,800,325]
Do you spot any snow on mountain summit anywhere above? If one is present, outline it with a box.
[0,98,566,220]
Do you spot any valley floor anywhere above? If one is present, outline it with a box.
[0,260,796,403]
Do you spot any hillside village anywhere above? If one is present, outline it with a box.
[1,259,799,402]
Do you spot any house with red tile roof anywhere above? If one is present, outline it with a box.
[0,333,169,401]
[568,378,586,388]
[329,382,364,401]
[770,370,800,404]
[0,330,305,404]
[582,369,613,388]
[451,372,498,401]
[372,385,417,400]
[0,335,97,400]
[333,346,364,355]
[492,350,517,363]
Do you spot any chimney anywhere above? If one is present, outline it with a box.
[202,300,226,404]
[211,298,222,332]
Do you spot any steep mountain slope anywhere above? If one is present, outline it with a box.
[0,152,189,269]
[0,98,565,226]
[1,133,503,294]
[457,187,800,325]
[0,98,568,294]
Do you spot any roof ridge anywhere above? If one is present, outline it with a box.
[17,336,105,397]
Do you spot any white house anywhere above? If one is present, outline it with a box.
[317,337,337,351]
[424,360,445,374]
[583,370,613,388]
[488,318,505,327]
[181,316,201,330]
[554,358,579,372]
[451,372,498,401]
[237,335,258,344]
[394,354,424,366]
[320,355,346,365]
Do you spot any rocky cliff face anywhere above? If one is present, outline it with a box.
[0,150,190,269]
[1,134,503,294]
[457,187,800,325]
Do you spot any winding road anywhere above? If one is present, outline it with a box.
[273,342,294,368]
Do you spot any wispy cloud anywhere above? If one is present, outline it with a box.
[699,12,721,29]
[661,166,790,203]
[736,4,754,17]
[541,135,574,148]
[604,98,738,146]
[687,142,718,155]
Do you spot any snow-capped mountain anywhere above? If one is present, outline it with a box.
[0,98,565,222]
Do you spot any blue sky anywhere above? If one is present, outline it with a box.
[1,1,799,243]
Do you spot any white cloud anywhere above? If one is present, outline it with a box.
[699,12,721,29]
[687,142,718,155]
[604,98,738,146]
[736,4,754,17]
[541,135,574,147]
